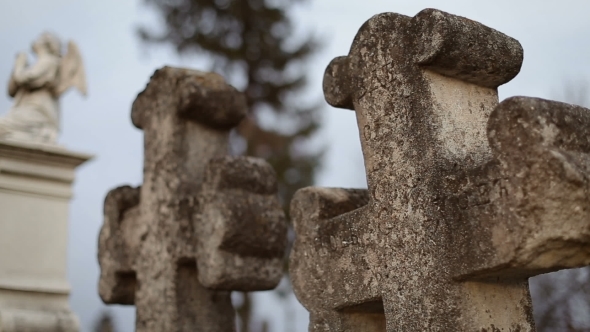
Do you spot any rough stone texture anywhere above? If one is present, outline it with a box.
[289,8,590,331]
[98,67,288,332]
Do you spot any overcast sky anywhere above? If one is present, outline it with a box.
[1,0,590,331]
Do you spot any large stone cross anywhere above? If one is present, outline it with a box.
[290,9,590,331]
[98,67,287,331]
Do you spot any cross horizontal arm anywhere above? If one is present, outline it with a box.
[196,156,288,291]
[290,187,373,312]
[99,185,142,304]
[454,97,590,280]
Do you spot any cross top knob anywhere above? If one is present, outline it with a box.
[323,8,523,194]
[131,67,247,131]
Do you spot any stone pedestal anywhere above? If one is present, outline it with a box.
[0,140,92,331]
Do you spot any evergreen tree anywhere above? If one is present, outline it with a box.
[92,311,117,332]
[138,0,321,331]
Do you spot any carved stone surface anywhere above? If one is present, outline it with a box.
[0,140,92,332]
[98,67,287,331]
[289,8,590,331]
[0,32,86,144]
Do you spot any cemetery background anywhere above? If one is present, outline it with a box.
[1,0,590,331]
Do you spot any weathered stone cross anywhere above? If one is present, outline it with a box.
[98,67,287,331]
[290,9,590,331]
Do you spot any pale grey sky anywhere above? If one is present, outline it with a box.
[1,1,590,331]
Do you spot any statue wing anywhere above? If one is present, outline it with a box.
[55,41,87,97]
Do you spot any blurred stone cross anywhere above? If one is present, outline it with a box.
[98,67,287,332]
[289,8,590,331]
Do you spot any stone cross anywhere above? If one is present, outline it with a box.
[289,8,590,331]
[98,67,287,331]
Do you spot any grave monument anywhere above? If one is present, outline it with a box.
[0,32,90,331]
[289,8,590,331]
[98,67,288,331]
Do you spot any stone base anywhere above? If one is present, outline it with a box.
[0,308,79,332]
[0,288,79,332]
[0,140,92,332]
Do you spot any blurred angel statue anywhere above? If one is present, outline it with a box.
[0,32,87,144]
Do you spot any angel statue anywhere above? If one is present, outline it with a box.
[0,32,87,144]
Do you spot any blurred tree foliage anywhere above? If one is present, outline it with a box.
[92,311,117,332]
[531,267,590,331]
[138,0,321,331]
